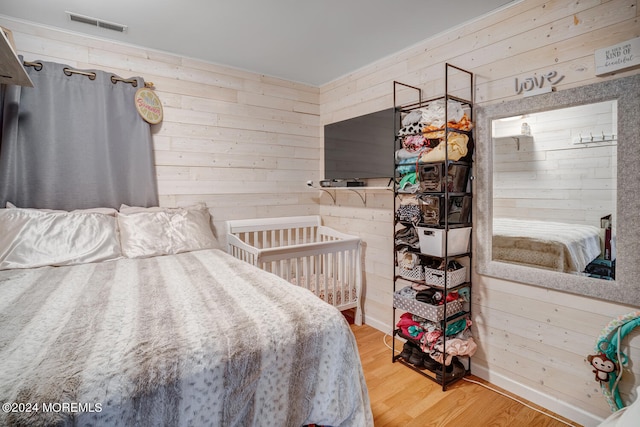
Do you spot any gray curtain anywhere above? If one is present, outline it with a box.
[0,60,158,210]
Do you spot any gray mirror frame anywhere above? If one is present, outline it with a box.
[475,74,640,306]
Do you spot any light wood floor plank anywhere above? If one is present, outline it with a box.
[350,324,581,427]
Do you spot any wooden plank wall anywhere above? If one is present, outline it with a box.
[0,16,322,246]
[318,1,639,425]
[1,0,639,424]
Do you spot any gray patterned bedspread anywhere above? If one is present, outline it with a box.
[0,249,372,427]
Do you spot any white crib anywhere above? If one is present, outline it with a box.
[226,216,363,325]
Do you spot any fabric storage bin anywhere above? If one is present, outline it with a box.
[418,163,470,193]
[418,195,471,226]
[397,250,424,281]
[447,195,472,224]
[393,286,463,322]
[447,163,471,193]
[395,194,422,223]
[417,226,471,257]
[418,163,444,192]
[418,195,442,225]
[424,266,467,288]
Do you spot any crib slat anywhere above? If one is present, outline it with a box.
[325,252,330,305]
[339,250,345,304]
[349,249,355,302]
[332,251,338,305]
[313,254,320,299]
[294,257,302,288]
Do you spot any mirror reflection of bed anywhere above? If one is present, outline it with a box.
[491,101,617,280]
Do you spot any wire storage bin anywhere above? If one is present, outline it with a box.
[424,266,467,289]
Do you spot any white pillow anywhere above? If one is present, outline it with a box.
[0,208,122,270]
[116,204,219,258]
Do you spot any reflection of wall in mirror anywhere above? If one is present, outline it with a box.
[492,101,617,228]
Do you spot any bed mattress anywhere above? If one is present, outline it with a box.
[492,218,602,273]
[0,249,372,427]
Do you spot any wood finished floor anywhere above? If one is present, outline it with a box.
[350,324,582,427]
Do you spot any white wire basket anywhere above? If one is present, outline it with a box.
[424,266,467,289]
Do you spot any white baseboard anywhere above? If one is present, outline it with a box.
[471,363,603,427]
[362,315,391,336]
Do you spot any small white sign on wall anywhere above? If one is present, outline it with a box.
[595,37,640,76]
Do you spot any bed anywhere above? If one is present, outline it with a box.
[0,205,373,427]
[492,218,602,274]
[227,216,363,325]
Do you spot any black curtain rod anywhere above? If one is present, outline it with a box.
[23,61,154,88]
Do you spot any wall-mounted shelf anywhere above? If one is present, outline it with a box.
[493,134,533,151]
[0,27,34,87]
[308,185,393,205]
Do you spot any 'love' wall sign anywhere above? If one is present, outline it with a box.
[514,71,564,97]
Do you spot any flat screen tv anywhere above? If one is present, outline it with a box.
[324,108,395,181]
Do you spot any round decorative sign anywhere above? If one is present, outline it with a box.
[134,87,163,124]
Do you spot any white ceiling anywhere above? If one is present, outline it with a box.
[0,0,516,86]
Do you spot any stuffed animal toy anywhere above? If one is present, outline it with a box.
[591,311,640,412]
[588,353,618,383]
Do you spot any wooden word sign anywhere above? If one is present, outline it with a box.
[515,71,564,95]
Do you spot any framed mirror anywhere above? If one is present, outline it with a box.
[475,74,640,306]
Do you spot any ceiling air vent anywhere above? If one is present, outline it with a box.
[66,12,127,33]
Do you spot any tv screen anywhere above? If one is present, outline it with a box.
[324,108,395,180]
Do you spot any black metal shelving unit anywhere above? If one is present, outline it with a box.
[391,63,474,391]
